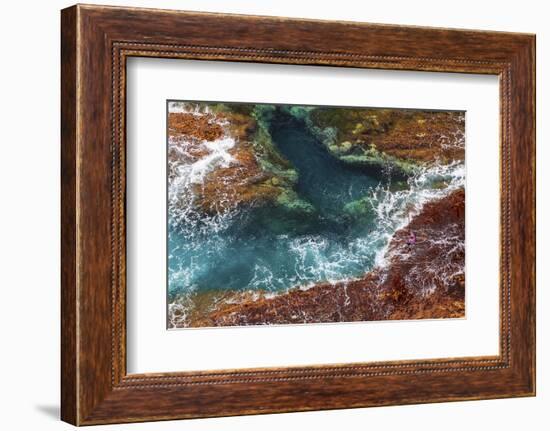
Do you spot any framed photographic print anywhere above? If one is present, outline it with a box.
[164,100,466,329]
[61,4,536,425]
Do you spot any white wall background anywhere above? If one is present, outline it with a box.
[0,0,546,429]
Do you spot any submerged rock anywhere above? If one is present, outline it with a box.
[276,190,315,214]
[177,188,465,327]
[342,197,374,219]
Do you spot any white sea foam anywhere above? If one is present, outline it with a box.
[369,160,465,269]
[168,101,214,115]
[167,109,237,230]
[288,236,365,287]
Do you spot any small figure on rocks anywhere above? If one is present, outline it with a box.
[407,230,417,247]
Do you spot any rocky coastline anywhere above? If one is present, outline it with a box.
[167,102,466,328]
[171,188,465,327]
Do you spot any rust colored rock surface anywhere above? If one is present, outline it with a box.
[305,108,465,172]
[169,112,225,141]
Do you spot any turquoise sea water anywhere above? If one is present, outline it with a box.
[167,105,464,304]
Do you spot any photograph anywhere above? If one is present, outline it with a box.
[167,101,466,328]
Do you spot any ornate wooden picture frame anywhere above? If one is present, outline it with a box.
[61,4,535,425]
